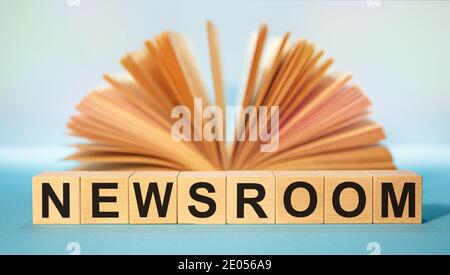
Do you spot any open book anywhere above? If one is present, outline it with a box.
[66,22,395,171]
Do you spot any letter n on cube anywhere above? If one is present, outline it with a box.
[32,172,81,224]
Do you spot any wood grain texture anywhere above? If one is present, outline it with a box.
[323,171,372,224]
[129,171,179,224]
[274,171,324,224]
[227,171,275,224]
[81,171,133,224]
[32,172,81,224]
[32,170,422,225]
[371,170,422,224]
[178,171,226,224]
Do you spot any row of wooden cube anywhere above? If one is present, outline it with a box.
[32,170,422,224]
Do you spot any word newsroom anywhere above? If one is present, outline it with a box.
[32,170,422,224]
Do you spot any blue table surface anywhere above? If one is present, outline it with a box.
[0,144,449,255]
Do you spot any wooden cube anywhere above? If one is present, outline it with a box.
[274,171,324,224]
[324,171,372,224]
[81,171,133,224]
[371,170,422,224]
[32,172,81,224]
[227,171,275,224]
[178,171,226,224]
[129,171,179,224]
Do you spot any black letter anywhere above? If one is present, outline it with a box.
[42,182,70,218]
[284,181,317,218]
[237,183,267,218]
[188,182,217,218]
[382,182,415,217]
[333,181,366,217]
[92,183,119,218]
[133,182,173,217]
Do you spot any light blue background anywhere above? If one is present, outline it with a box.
[0,145,450,254]
[1,0,450,254]
[1,0,450,145]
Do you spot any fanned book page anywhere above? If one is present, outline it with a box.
[67,22,395,171]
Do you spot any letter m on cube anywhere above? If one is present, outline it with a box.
[371,171,422,224]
